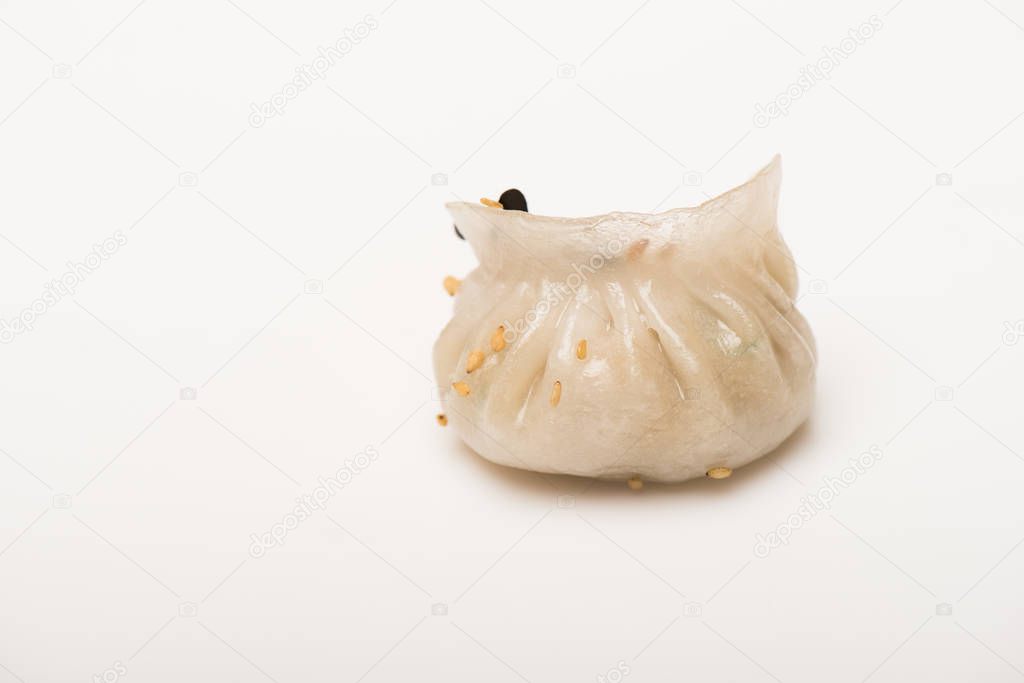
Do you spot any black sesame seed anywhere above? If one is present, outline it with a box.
[498,189,528,212]
[453,224,464,240]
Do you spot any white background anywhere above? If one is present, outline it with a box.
[1,1,1023,681]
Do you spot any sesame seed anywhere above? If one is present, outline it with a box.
[498,189,528,212]
[466,350,484,373]
[443,275,461,296]
[491,326,506,352]
[550,380,562,407]
[627,239,649,260]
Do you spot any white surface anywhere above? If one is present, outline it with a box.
[1,1,1022,681]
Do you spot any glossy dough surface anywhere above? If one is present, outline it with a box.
[434,157,816,483]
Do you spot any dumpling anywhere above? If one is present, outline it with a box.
[434,156,815,484]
